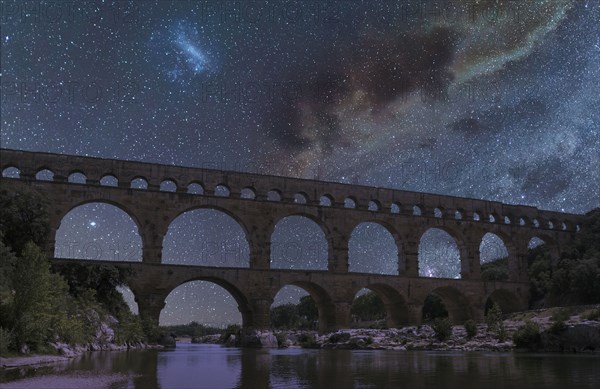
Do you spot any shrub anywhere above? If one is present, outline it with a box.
[551,308,570,322]
[464,320,478,338]
[431,318,452,341]
[582,308,600,321]
[486,303,503,334]
[513,320,541,349]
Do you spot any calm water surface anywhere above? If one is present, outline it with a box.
[2,343,599,388]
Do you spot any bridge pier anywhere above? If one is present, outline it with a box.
[135,293,166,329]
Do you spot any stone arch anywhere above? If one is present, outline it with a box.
[214,184,231,197]
[344,196,357,209]
[160,278,251,327]
[267,189,282,201]
[36,168,54,181]
[425,286,473,324]
[67,170,87,184]
[390,202,400,214]
[479,232,510,281]
[368,200,381,211]
[54,201,143,261]
[270,214,330,270]
[240,186,256,199]
[319,194,333,206]
[100,174,118,186]
[348,221,400,275]
[485,289,523,315]
[160,179,177,192]
[131,176,148,189]
[187,181,204,194]
[272,281,335,333]
[354,283,409,327]
[418,227,462,279]
[1,166,20,178]
[163,207,250,267]
[413,205,422,216]
[293,192,309,204]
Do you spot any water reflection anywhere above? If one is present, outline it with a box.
[1,344,598,388]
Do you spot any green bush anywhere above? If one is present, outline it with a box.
[582,308,600,320]
[486,303,502,333]
[431,318,452,341]
[513,320,542,349]
[464,320,477,338]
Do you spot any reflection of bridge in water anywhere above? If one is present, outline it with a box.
[0,149,583,332]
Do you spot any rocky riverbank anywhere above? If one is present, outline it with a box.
[191,306,600,353]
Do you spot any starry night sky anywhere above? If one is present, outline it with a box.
[2,1,599,326]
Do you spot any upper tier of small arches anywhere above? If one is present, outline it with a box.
[1,161,581,232]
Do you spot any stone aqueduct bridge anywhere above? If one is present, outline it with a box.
[0,149,584,332]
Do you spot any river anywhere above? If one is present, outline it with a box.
[1,343,598,388]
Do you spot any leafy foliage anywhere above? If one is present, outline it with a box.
[422,294,448,322]
[464,320,478,338]
[480,257,509,281]
[431,318,452,341]
[513,320,542,349]
[0,186,49,254]
[351,292,386,322]
[527,208,600,306]
[271,296,318,329]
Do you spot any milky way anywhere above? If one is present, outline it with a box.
[1,1,598,325]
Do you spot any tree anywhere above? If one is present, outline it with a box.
[0,186,49,254]
[271,303,300,329]
[297,295,318,322]
[351,292,385,322]
[422,294,448,322]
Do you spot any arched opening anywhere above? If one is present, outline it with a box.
[270,286,317,330]
[214,184,230,197]
[455,210,463,220]
[160,280,244,327]
[424,287,471,324]
[390,203,400,214]
[504,216,511,224]
[473,212,481,221]
[418,228,461,279]
[54,202,142,261]
[319,194,333,207]
[422,294,448,322]
[519,218,526,226]
[480,233,509,281]
[271,283,334,332]
[348,222,398,275]
[68,171,86,184]
[267,189,282,202]
[532,219,540,228]
[413,205,422,216]
[270,216,328,270]
[240,187,256,199]
[116,285,139,314]
[294,192,308,204]
[344,197,356,209]
[488,214,497,223]
[351,285,408,328]
[548,221,554,229]
[36,168,54,181]
[434,208,443,218]
[131,177,148,189]
[484,289,521,316]
[368,200,380,211]
[528,236,546,249]
[160,179,177,192]
[100,174,118,187]
[187,182,204,194]
[163,208,249,267]
[1,166,20,178]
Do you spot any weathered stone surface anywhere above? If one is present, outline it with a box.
[0,148,584,333]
